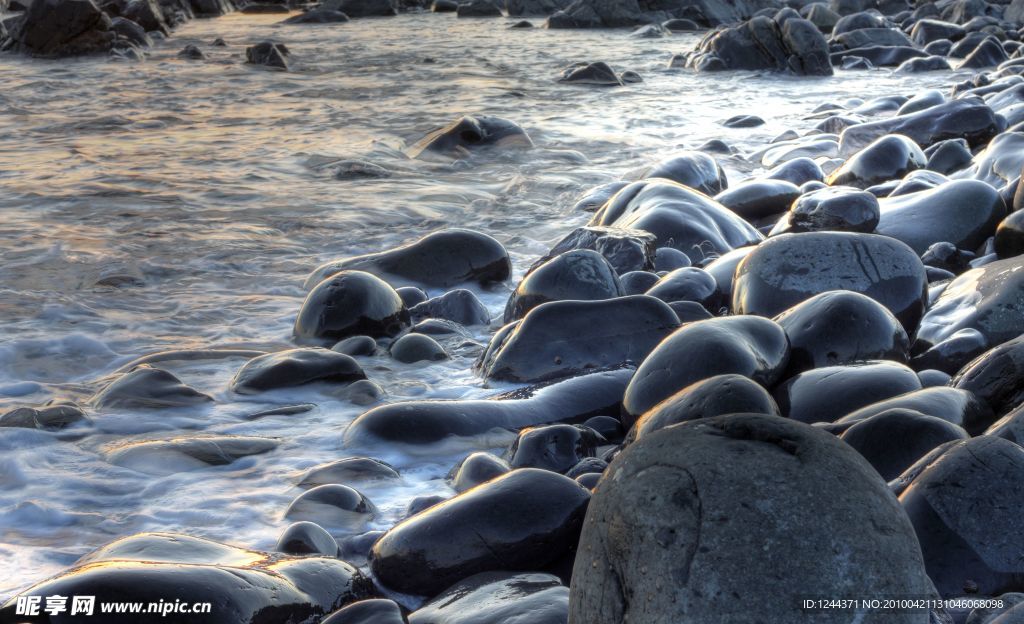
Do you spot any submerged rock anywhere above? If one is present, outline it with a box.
[306,229,511,290]
[295,271,410,342]
[285,484,376,529]
[899,436,1024,597]
[371,468,589,596]
[246,40,290,69]
[558,61,623,86]
[324,599,406,624]
[299,457,399,487]
[732,232,928,333]
[277,521,340,556]
[406,115,532,159]
[283,7,351,22]
[92,366,213,409]
[0,532,373,623]
[621,315,789,422]
[0,401,89,431]
[344,367,633,445]
[569,414,935,623]
[589,179,763,262]
[478,296,679,384]
[230,348,366,394]
[390,333,448,363]
[408,572,567,624]
[106,436,277,475]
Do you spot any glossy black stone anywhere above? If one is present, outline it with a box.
[774,290,909,377]
[714,179,802,221]
[92,366,213,409]
[952,334,1024,419]
[827,134,926,189]
[507,424,601,474]
[285,484,376,530]
[838,97,1000,155]
[295,271,410,342]
[411,289,491,326]
[298,457,400,487]
[771,185,879,234]
[408,571,568,624]
[638,151,728,195]
[406,116,532,159]
[621,315,789,421]
[504,249,622,323]
[390,333,448,363]
[644,267,720,310]
[230,348,366,394]
[732,232,928,333]
[478,296,679,384]
[995,209,1024,259]
[774,361,921,424]
[619,270,660,295]
[305,229,512,290]
[344,367,634,445]
[276,521,340,557]
[371,468,590,597]
[448,452,511,492]
[833,386,994,435]
[839,409,968,481]
[529,226,655,275]
[323,599,406,624]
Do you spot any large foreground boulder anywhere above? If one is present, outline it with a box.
[687,15,833,75]
[569,414,936,623]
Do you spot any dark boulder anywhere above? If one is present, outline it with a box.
[834,386,994,435]
[477,296,679,384]
[774,290,909,377]
[589,179,763,262]
[838,97,1001,156]
[344,367,633,445]
[644,267,720,311]
[713,179,801,221]
[506,0,569,16]
[620,270,660,295]
[528,225,656,275]
[371,468,589,597]
[507,424,600,473]
[390,333,448,363]
[770,185,879,234]
[952,335,1024,418]
[621,315,789,421]
[106,436,277,474]
[4,0,116,57]
[773,361,922,424]
[960,36,1008,68]
[178,43,206,58]
[995,209,1024,258]
[732,231,928,333]
[687,15,833,75]
[910,18,966,45]
[246,40,289,69]
[92,366,212,409]
[408,572,567,624]
[448,452,510,492]
[826,134,926,189]
[558,61,623,86]
[912,328,988,376]
[230,348,365,394]
[333,335,378,356]
[569,414,936,623]
[895,55,953,73]
[285,484,376,529]
[323,600,406,624]
[626,373,779,442]
[638,151,727,195]
[277,521,340,556]
[0,533,373,624]
[0,401,89,431]
[406,116,532,159]
[411,289,490,326]
[504,249,622,323]
[298,457,400,487]
[306,229,511,290]
[295,271,410,342]
[899,436,1024,597]
[572,183,631,213]
[766,156,824,185]
[840,410,968,481]
[283,7,350,21]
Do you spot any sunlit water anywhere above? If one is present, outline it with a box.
[0,11,961,599]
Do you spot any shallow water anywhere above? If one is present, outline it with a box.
[0,11,961,598]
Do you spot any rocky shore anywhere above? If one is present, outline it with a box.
[5,0,1024,622]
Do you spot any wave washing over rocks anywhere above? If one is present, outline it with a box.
[6,0,1024,620]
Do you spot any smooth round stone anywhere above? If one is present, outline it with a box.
[276,521,340,557]
[582,415,624,444]
[896,89,946,116]
[732,232,928,333]
[952,334,1024,418]
[771,185,879,234]
[876,179,1006,255]
[230,348,366,394]
[721,114,764,128]
[285,484,376,529]
[305,229,512,290]
[333,335,378,357]
[985,403,1024,445]
[834,386,994,435]
[911,19,965,45]
[652,247,691,271]
[0,533,374,624]
[638,151,728,195]
[508,424,600,474]
[702,246,755,300]
[888,169,948,197]
[344,368,634,446]
[569,414,936,623]
[411,289,490,326]
[298,457,400,487]
[92,366,212,409]
[558,61,623,86]
[923,39,953,56]
[575,472,601,489]
[323,599,406,624]
[0,402,88,431]
[565,457,607,479]
[920,241,973,273]
[917,255,1024,351]
[106,436,277,475]
[917,369,951,387]
[995,210,1024,259]
[530,226,655,275]
[620,270,660,295]
[626,374,779,444]
[839,409,969,481]
[714,179,802,222]
[296,271,410,342]
[827,134,927,189]
[774,290,909,377]
[961,36,1009,68]
[340,379,385,406]
[668,300,714,322]
[431,0,457,10]
[390,333,448,363]
[899,437,1024,597]
[663,17,699,31]
[371,468,590,597]
[411,318,469,336]
[766,157,825,185]
[621,316,789,423]
[407,116,532,159]
[896,55,953,73]
[589,179,762,262]
[477,296,680,384]
[774,361,922,424]
[448,452,511,492]
[405,496,447,518]
[644,267,720,310]
[407,572,568,624]
[925,138,973,174]
[911,327,988,375]
[504,249,622,323]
